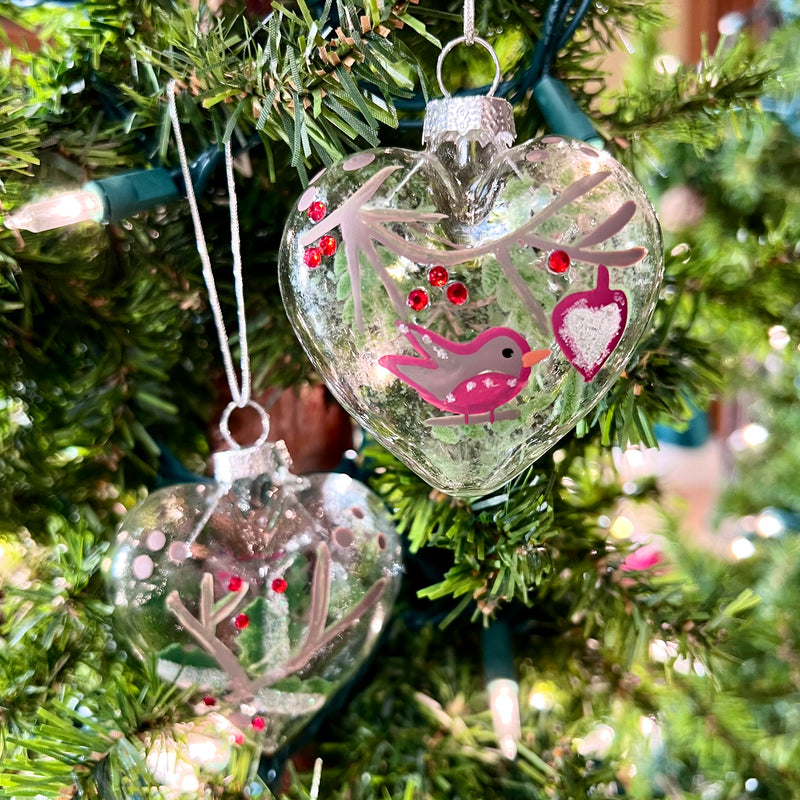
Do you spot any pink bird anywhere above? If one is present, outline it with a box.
[378,323,550,423]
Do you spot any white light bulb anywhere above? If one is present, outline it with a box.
[3,189,104,233]
[730,536,756,560]
[488,678,521,760]
[755,511,784,538]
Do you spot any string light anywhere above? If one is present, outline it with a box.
[487,678,521,760]
[3,189,104,232]
[730,536,756,560]
[4,168,180,233]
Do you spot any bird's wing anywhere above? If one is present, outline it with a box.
[377,351,450,410]
[401,323,455,364]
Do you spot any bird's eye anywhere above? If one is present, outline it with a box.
[501,347,514,358]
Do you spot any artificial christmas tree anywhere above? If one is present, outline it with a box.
[2,1,800,798]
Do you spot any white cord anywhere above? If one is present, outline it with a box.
[463,0,475,45]
[166,81,251,409]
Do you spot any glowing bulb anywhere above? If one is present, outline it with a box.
[488,678,521,760]
[741,423,768,448]
[610,514,634,539]
[730,536,755,560]
[654,53,681,75]
[755,510,784,538]
[639,716,657,736]
[768,325,790,349]
[4,189,104,233]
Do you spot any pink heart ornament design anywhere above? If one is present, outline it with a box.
[552,265,629,382]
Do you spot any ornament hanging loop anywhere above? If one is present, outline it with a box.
[219,399,271,450]
[436,36,501,98]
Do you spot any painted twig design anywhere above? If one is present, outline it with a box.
[165,542,388,709]
[298,167,646,335]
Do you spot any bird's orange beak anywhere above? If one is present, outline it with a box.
[522,348,551,368]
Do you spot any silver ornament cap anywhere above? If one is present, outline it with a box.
[212,439,295,484]
[422,95,516,150]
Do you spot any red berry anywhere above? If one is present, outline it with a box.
[303,247,322,268]
[234,613,250,630]
[407,288,429,311]
[271,577,288,594]
[446,281,468,305]
[228,576,243,592]
[428,266,448,287]
[307,201,327,222]
[319,235,337,256]
[252,717,265,731]
[548,250,570,274]
[202,696,216,706]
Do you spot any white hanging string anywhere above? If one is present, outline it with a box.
[463,0,475,45]
[166,80,251,411]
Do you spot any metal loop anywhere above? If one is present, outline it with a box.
[219,399,271,450]
[436,36,502,98]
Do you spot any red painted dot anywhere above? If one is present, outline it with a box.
[303,247,322,268]
[272,577,288,594]
[228,576,243,592]
[428,266,448,287]
[202,696,216,706]
[307,201,327,222]
[251,717,265,731]
[234,613,250,630]
[407,288,429,311]
[319,235,337,256]
[548,250,570,274]
[446,281,468,305]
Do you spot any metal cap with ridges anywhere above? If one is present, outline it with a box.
[422,95,516,149]
[212,439,294,484]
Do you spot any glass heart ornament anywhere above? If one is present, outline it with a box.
[106,437,402,754]
[279,93,663,497]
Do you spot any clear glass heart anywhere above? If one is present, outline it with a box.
[279,96,663,496]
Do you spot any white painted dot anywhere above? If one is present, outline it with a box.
[146,530,167,552]
[132,554,154,580]
[169,541,190,563]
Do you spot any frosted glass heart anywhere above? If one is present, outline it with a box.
[107,441,402,753]
[279,96,663,496]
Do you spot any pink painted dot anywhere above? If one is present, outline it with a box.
[132,555,154,580]
[234,613,250,630]
[146,530,166,552]
[407,288,429,311]
[446,282,468,305]
[297,187,317,212]
[228,576,243,592]
[548,250,570,274]
[333,526,354,547]
[252,717,265,731]
[271,577,288,594]
[342,152,376,171]
[307,201,327,222]
[303,247,322,268]
[168,541,189,563]
[202,696,216,706]
[319,235,337,256]
[428,266,448,287]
